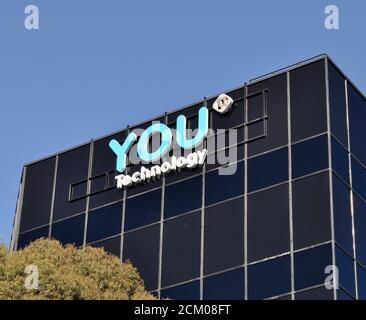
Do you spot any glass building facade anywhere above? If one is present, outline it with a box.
[10,55,366,300]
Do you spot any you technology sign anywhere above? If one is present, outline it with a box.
[109,107,208,188]
[109,94,234,188]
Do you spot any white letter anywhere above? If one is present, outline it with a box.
[324,5,339,30]
[24,5,39,30]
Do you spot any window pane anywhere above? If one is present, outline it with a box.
[348,83,366,166]
[17,226,49,250]
[89,188,123,210]
[90,175,106,194]
[125,189,161,231]
[204,197,244,275]
[205,161,244,206]
[248,184,290,262]
[248,147,288,192]
[51,213,85,247]
[357,265,366,300]
[20,157,56,232]
[333,175,353,256]
[161,281,200,300]
[206,144,245,172]
[247,74,288,157]
[329,62,348,148]
[123,225,160,291]
[293,172,331,250]
[90,235,121,257]
[71,181,87,199]
[207,127,245,153]
[86,202,122,243]
[248,255,291,300]
[354,194,366,268]
[204,269,244,300]
[292,134,328,179]
[351,158,366,201]
[290,60,327,142]
[337,288,354,300]
[295,285,334,300]
[294,244,332,291]
[53,145,90,221]
[164,176,202,219]
[335,247,355,297]
[332,137,350,185]
[162,212,201,287]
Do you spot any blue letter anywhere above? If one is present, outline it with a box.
[176,106,208,149]
[137,123,172,162]
[109,133,137,173]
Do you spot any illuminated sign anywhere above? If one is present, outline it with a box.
[109,106,209,188]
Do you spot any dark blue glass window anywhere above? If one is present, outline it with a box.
[248,184,290,262]
[329,62,348,148]
[294,244,332,291]
[164,176,202,218]
[333,175,353,256]
[17,226,49,249]
[123,225,160,291]
[89,188,123,211]
[337,289,354,300]
[248,255,291,300]
[205,161,244,206]
[204,269,244,300]
[204,197,244,275]
[247,74,288,157]
[332,137,350,185]
[86,202,122,243]
[351,158,366,201]
[335,247,355,298]
[248,147,288,192]
[292,134,328,179]
[162,212,201,287]
[357,265,366,300]
[354,194,366,268]
[293,172,331,250]
[290,60,327,142]
[90,235,121,257]
[348,83,366,166]
[20,158,56,232]
[53,145,90,221]
[125,189,161,231]
[295,285,334,300]
[161,281,200,300]
[51,213,85,247]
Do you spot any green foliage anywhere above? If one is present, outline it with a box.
[0,238,156,300]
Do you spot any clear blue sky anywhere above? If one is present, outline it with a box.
[0,0,365,246]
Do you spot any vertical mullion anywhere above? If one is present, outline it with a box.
[244,84,248,300]
[345,79,359,299]
[287,71,295,300]
[325,58,337,300]
[157,115,167,299]
[120,126,130,262]
[83,141,94,247]
[48,155,58,239]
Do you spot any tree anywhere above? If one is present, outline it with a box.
[0,238,156,300]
